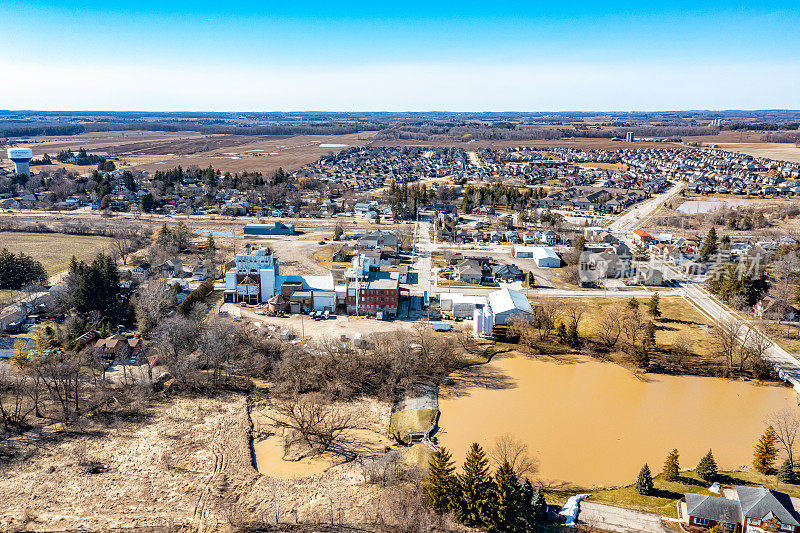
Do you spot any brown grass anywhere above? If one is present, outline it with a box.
[0,231,116,275]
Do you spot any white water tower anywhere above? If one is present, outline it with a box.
[7,148,33,176]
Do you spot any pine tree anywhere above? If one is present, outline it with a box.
[489,462,523,532]
[696,449,718,482]
[700,227,718,262]
[627,297,639,310]
[778,458,796,484]
[753,426,779,474]
[663,449,680,482]
[566,321,580,348]
[424,447,458,513]
[530,486,547,522]
[556,323,568,345]
[455,443,495,528]
[635,464,654,495]
[647,292,662,319]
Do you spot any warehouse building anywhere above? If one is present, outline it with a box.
[514,246,562,267]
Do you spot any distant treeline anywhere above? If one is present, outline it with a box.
[761,132,800,143]
[375,124,716,141]
[0,124,85,138]
[0,219,151,240]
[79,122,382,136]
[724,122,800,131]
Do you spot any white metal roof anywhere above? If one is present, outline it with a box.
[488,288,533,315]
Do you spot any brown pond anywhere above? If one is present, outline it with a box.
[438,353,797,487]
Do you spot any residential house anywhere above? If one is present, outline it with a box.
[492,264,524,283]
[132,262,152,281]
[455,259,483,284]
[754,294,799,321]
[682,486,800,532]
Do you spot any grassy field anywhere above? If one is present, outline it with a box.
[546,296,717,358]
[759,320,800,354]
[0,231,116,275]
[551,469,800,518]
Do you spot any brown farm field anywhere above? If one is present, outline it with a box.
[0,231,116,275]
[17,130,378,175]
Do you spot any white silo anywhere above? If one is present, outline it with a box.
[7,148,33,176]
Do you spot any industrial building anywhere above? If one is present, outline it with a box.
[242,222,295,236]
[345,254,402,316]
[514,246,561,267]
[473,288,534,336]
[440,293,487,318]
[223,244,335,312]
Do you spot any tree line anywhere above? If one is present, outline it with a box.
[0,249,48,291]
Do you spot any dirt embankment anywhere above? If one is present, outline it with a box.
[0,393,412,532]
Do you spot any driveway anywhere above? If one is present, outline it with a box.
[578,502,670,533]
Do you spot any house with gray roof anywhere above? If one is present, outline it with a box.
[682,486,800,532]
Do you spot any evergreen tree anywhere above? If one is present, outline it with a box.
[424,447,458,513]
[647,292,662,319]
[204,236,217,261]
[157,223,173,247]
[696,449,718,482]
[489,462,524,532]
[455,443,495,528]
[566,321,580,348]
[663,449,680,482]
[556,323,568,345]
[530,486,547,522]
[635,464,654,495]
[700,227,718,262]
[778,458,796,484]
[753,426,779,474]
[627,297,639,310]
[141,193,155,212]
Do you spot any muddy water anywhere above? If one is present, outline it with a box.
[252,435,335,478]
[438,354,797,487]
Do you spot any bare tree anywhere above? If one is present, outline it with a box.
[267,393,354,454]
[0,362,36,433]
[197,317,236,387]
[489,433,539,478]
[712,318,748,370]
[768,408,800,466]
[596,306,622,348]
[133,280,176,335]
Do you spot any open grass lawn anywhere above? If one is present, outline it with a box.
[551,469,800,518]
[0,231,116,275]
[545,296,716,357]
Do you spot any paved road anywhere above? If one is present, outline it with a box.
[578,502,670,533]
[610,181,800,393]
[608,182,684,234]
[414,219,434,295]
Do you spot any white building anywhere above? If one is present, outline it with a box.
[439,293,487,318]
[224,245,334,308]
[514,246,561,267]
[488,288,534,326]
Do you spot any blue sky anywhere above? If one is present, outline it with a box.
[2,1,799,110]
